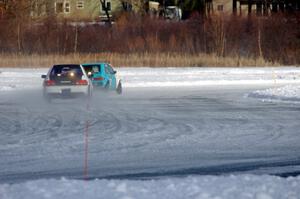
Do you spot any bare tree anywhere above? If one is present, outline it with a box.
[4,0,31,52]
[119,0,133,11]
[100,0,112,24]
[1,0,47,52]
[119,0,147,14]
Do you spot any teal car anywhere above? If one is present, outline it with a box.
[82,63,122,94]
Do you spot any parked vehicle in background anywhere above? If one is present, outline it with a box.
[164,6,182,21]
[41,64,92,102]
[82,62,122,94]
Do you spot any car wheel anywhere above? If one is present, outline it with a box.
[116,81,122,95]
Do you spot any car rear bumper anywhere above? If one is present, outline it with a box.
[44,85,89,97]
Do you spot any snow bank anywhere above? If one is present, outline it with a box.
[0,68,45,91]
[1,175,299,199]
[120,67,300,87]
[1,67,300,90]
[247,85,300,103]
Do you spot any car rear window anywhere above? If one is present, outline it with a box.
[50,65,83,83]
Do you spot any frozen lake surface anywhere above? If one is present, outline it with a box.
[0,67,300,198]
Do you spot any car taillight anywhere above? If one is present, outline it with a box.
[45,80,55,86]
[93,77,104,81]
[76,80,88,85]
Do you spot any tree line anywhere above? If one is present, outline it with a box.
[0,0,299,65]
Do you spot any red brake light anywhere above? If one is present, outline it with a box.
[76,80,88,85]
[45,80,55,86]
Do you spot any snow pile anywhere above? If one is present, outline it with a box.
[248,85,300,102]
[0,175,299,199]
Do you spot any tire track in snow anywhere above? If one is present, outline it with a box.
[1,86,300,182]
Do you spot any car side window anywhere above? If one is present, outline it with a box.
[105,65,110,75]
[106,64,114,74]
[92,66,99,73]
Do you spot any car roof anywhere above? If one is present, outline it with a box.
[53,64,81,66]
[82,62,108,66]
[52,64,83,68]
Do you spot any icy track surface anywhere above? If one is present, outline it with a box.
[1,67,300,198]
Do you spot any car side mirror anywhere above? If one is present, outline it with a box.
[41,75,47,79]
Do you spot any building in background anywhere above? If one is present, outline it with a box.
[31,0,136,21]
[213,0,232,13]
[27,0,300,22]
[30,0,182,22]
[232,0,300,16]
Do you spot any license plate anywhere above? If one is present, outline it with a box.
[60,81,71,84]
[61,89,71,95]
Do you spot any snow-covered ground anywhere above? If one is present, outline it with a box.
[247,85,300,103]
[1,67,300,103]
[0,67,300,199]
[1,67,300,89]
[1,175,300,199]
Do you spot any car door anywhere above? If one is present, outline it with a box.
[104,64,116,89]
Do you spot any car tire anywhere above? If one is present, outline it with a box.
[116,81,122,95]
